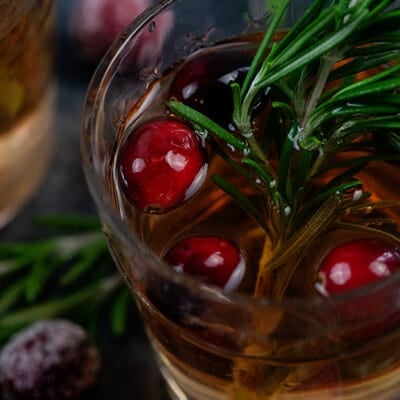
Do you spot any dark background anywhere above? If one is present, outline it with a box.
[0,1,169,398]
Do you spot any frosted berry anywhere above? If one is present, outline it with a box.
[0,320,101,400]
[118,119,208,214]
[164,236,245,291]
[69,0,174,64]
[316,239,400,296]
[170,51,252,127]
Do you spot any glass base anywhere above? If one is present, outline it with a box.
[152,335,400,400]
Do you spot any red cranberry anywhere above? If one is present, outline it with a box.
[164,236,245,291]
[316,239,400,340]
[69,0,174,64]
[316,239,400,296]
[170,51,253,128]
[0,320,100,400]
[118,119,208,213]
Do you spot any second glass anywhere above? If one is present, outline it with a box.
[0,0,55,227]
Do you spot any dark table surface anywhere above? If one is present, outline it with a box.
[0,1,169,399]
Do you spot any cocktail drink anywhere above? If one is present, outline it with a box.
[0,0,55,226]
[82,0,400,399]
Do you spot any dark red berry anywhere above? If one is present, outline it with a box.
[118,119,208,213]
[164,236,245,291]
[316,239,400,296]
[170,51,252,128]
[0,320,100,400]
[315,239,400,340]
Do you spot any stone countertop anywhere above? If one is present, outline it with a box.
[0,1,169,398]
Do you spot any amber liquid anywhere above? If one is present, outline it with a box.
[0,0,54,226]
[110,39,400,400]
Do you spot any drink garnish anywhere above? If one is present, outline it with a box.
[168,0,400,297]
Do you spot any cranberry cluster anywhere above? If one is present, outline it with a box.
[117,52,252,290]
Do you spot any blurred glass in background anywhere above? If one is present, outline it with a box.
[0,0,55,227]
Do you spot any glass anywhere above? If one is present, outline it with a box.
[81,1,400,399]
[0,0,55,227]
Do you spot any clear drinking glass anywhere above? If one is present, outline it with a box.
[0,0,55,227]
[81,1,400,399]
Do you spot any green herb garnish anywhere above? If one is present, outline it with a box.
[0,215,128,345]
[169,0,400,297]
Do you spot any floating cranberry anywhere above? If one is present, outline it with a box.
[164,236,245,291]
[170,51,252,128]
[0,320,101,400]
[118,119,208,213]
[316,239,400,340]
[316,239,400,296]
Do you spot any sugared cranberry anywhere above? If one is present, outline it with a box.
[316,239,400,296]
[118,119,208,213]
[0,320,101,400]
[164,236,245,291]
[170,51,252,127]
[69,0,174,65]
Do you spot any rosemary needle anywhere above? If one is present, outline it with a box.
[0,215,130,345]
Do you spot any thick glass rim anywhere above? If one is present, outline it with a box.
[81,0,400,312]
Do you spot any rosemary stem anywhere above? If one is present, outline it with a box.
[0,274,123,329]
[240,0,291,98]
[308,152,327,179]
[247,134,276,177]
[253,196,339,297]
[297,48,343,178]
[54,232,105,257]
[300,48,341,137]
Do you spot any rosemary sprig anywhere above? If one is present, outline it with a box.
[0,215,130,345]
[168,0,400,297]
